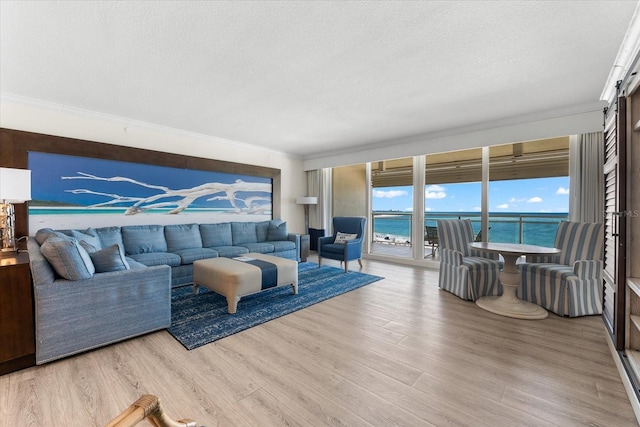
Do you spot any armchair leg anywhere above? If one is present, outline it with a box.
[358,259,363,268]
[344,262,348,273]
[318,257,322,268]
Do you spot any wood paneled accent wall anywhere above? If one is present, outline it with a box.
[0,128,281,239]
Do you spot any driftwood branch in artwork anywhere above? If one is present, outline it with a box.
[63,172,271,215]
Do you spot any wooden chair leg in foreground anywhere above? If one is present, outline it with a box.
[106,394,197,427]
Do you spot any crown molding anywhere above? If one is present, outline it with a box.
[601,3,640,102]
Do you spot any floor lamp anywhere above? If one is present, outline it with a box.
[296,196,317,235]
[0,168,32,252]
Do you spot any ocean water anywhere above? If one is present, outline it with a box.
[373,212,568,247]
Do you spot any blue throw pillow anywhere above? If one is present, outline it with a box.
[40,236,95,280]
[89,244,131,273]
[267,221,288,241]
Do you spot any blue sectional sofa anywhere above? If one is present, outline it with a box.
[27,219,299,364]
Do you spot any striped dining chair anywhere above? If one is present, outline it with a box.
[520,221,604,317]
[436,219,501,301]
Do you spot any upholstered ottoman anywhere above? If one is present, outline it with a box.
[193,253,298,314]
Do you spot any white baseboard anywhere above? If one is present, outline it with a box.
[605,325,640,424]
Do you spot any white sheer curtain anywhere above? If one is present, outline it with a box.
[569,132,604,223]
[306,169,332,245]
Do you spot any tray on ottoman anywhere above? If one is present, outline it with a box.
[193,253,298,314]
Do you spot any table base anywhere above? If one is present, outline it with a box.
[476,296,548,320]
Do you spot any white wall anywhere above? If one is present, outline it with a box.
[0,95,309,234]
[303,106,605,170]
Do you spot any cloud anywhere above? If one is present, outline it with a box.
[556,187,570,195]
[496,203,509,209]
[473,206,481,211]
[425,207,433,211]
[426,185,445,191]
[404,207,413,212]
[527,196,543,203]
[373,190,408,198]
[425,184,446,199]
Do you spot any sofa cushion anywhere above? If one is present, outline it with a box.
[209,245,249,258]
[89,244,130,273]
[35,228,66,245]
[232,222,257,245]
[267,220,288,241]
[71,228,103,251]
[256,221,270,242]
[165,223,203,252]
[127,252,181,267]
[462,256,501,272]
[95,226,124,248]
[122,225,167,255]
[200,223,233,247]
[172,247,218,265]
[270,240,296,252]
[239,242,275,254]
[321,243,347,255]
[40,236,95,280]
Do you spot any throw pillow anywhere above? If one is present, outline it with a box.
[40,236,95,280]
[71,228,102,251]
[89,244,131,273]
[79,240,99,254]
[267,221,288,241]
[334,232,358,244]
[35,228,66,245]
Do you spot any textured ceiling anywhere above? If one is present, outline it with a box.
[1,1,638,159]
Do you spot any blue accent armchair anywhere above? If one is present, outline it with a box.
[520,221,603,317]
[437,219,501,301]
[318,217,366,273]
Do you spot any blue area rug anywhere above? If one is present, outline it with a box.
[168,262,383,350]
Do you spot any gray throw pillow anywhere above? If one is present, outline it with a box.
[89,244,131,273]
[40,236,95,280]
[71,228,102,251]
[35,228,66,245]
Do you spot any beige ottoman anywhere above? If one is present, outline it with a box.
[193,253,298,314]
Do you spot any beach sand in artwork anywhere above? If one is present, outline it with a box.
[29,212,272,233]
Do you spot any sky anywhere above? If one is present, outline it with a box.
[372,176,570,213]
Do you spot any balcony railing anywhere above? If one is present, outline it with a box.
[372,211,567,248]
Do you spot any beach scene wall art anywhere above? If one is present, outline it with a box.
[28,152,272,230]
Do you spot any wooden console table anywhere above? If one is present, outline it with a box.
[0,252,35,375]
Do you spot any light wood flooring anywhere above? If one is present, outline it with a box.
[1,255,638,426]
